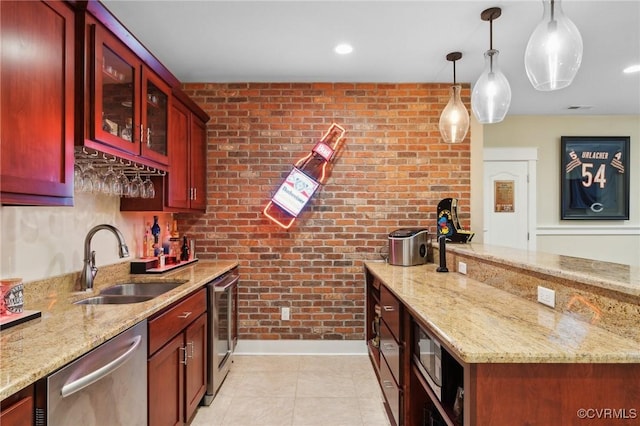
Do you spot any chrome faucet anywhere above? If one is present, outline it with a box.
[79,224,130,291]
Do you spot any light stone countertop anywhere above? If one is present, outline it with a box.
[444,243,640,297]
[0,260,237,401]
[365,260,640,365]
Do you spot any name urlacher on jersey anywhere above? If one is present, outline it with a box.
[565,147,624,211]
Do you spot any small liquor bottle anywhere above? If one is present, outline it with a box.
[151,216,161,255]
[180,236,190,261]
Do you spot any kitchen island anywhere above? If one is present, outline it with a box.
[365,244,640,425]
[0,260,237,402]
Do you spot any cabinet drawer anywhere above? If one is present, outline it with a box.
[380,285,401,341]
[380,319,401,382]
[149,288,206,355]
[380,355,401,426]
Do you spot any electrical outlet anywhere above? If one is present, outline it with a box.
[281,307,290,321]
[537,286,555,308]
[458,261,467,275]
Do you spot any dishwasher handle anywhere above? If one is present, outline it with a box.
[213,275,239,292]
[60,335,142,398]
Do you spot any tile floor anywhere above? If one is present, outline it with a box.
[191,355,391,426]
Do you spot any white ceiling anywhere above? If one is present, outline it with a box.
[102,0,640,116]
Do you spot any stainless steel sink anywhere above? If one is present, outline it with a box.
[74,295,153,305]
[99,281,186,297]
[74,280,187,305]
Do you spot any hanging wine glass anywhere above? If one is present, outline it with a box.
[116,167,130,197]
[129,172,144,198]
[142,175,155,199]
[74,164,85,192]
[102,165,118,196]
[81,163,97,193]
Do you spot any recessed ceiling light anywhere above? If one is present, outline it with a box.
[623,64,640,74]
[567,105,593,110]
[334,43,353,55]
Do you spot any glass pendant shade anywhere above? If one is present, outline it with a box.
[439,85,469,143]
[471,49,511,124]
[524,0,583,91]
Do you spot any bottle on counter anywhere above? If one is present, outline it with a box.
[162,222,171,255]
[151,216,161,256]
[144,222,154,258]
[180,236,190,261]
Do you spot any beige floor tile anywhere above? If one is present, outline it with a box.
[233,354,301,372]
[190,393,233,426]
[358,397,392,426]
[221,396,294,426]
[216,370,243,397]
[298,355,370,375]
[293,397,363,426]
[191,354,391,426]
[296,370,357,398]
[234,371,299,398]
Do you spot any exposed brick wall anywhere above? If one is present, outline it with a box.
[179,83,471,340]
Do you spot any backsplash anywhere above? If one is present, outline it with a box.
[0,191,172,283]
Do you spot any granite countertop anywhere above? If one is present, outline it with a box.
[444,243,640,297]
[0,260,237,401]
[365,260,640,365]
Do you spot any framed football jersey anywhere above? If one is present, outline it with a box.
[561,136,630,220]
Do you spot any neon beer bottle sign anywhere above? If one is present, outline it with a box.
[264,123,346,229]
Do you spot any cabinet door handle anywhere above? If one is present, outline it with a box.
[193,188,197,200]
[187,341,195,358]
[139,124,144,144]
[146,127,151,147]
[181,346,188,365]
[383,305,395,312]
[177,311,192,319]
[383,343,396,351]
[382,380,394,389]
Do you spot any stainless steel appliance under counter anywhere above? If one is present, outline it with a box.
[35,321,147,425]
[202,267,239,405]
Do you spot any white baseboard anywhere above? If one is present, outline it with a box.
[234,339,368,355]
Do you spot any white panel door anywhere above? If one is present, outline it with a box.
[483,161,530,250]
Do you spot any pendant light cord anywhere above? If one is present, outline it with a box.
[489,17,494,72]
[453,60,457,85]
[489,18,494,50]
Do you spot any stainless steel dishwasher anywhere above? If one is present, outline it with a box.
[35,321,147,425]
[202,267,239,405]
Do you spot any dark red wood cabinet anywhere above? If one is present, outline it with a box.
[0,385,34,426]
[78,11,171,168]
[166,96,207,212]
[0,0,75,206]
[148,289,207,426]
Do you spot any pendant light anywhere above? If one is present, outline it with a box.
[525,0,583,91]
[471,7,511,124]
[439,52,469,143]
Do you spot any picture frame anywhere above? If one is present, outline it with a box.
[560,136,630,220]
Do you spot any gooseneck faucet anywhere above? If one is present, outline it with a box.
[79,224,130,291]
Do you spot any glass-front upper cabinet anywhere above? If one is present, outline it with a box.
[141,69,170,165]
[90,26,170,166]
